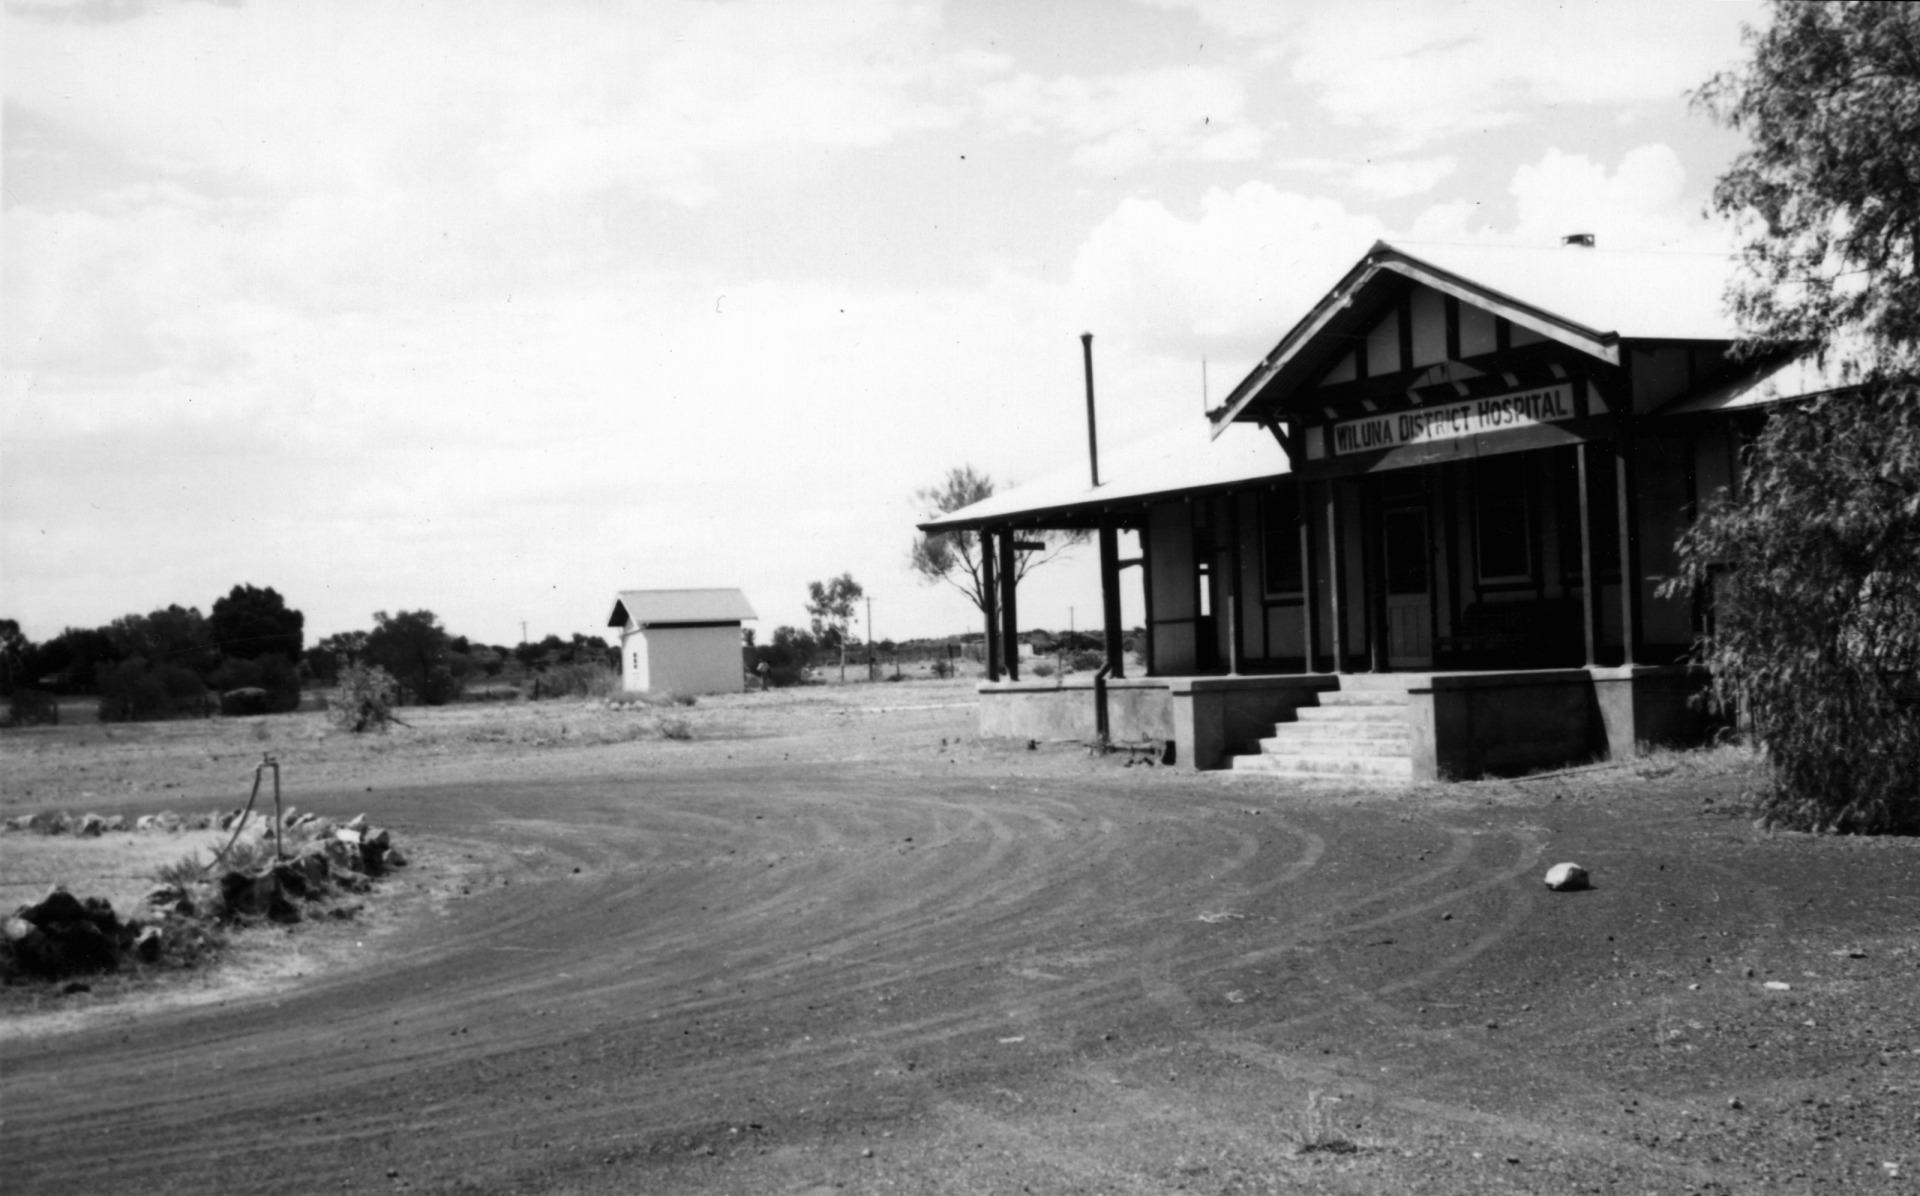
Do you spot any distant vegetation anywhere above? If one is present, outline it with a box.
[1,594,625,725]
[2,584,306,724]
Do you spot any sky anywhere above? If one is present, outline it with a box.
[2,0,1764,650]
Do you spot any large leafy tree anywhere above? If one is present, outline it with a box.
[208,584,305,662]
[909,465,1087,614]
[105,605,218,674]
[363,610,461,706]
[1675,0,1920,833]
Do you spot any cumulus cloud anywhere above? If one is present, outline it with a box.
[1406,144,1732,252]
[1068,182,1384,354]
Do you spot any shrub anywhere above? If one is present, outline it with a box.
[155,851,208,890]
[658,716,694,741]
[329,663,403,733]
[1067,649,1105,673]
[528,661,620,700]
[208,653,300,713]
[6,689,59,727]
[1030,662,1055,678]
[97,659,210,722]
[1667,388,1920,834]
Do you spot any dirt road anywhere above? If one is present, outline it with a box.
[3,692,1917,1193]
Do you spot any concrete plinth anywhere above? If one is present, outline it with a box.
[976,676,1174,744]
[1408,664,1718,781]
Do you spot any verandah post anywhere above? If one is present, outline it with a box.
[1099,518,1125,679]
[999,529,1021,682]
[1298,475,1320,672]
[1366,474,1390,673]
[1615,428,1643,667]
[1327,480,1348,674]
[982,529,1001,682]
[1576,441,1599,667]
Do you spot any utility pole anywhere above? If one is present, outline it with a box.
[866,595,875,682]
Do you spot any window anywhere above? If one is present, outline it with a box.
[1474,454,1534,584]
[1262,487,1303,596]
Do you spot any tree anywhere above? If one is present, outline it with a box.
[1697,2,1920,379]
[106,605,217,674]
[1671,0,1920,833]
[208,584,305,662]
[0,619,27,694]
[910,465,1088,614]
[24,627,116,693]
[806,574,863,682]
[363,610,461,706]
[748,625,817,688]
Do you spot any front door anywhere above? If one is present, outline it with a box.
[1382,502,1433,668]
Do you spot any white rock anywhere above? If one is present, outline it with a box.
[1543,862,1590,891]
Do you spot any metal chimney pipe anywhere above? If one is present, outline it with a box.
[1081,332,1100,488]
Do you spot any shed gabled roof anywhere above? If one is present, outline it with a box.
[608,588,757,629]
[1210,240,1741,434]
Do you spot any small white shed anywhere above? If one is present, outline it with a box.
[606,589,758,696]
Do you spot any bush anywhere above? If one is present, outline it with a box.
[1667,388,1920,834]
[1067,649,1105,673]
[658,715,694,741]
[1030,662,1055,678]
[6,689,59,727]
[208,653,301,713]
[97,659,210,722]
[750,627,817,688]
[527,661,620,700]
[329,663,403,733]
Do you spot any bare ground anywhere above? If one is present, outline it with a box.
[2,681,1916,1194]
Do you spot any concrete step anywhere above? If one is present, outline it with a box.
[1313,690,1413,707]
[1258,731,1412,756]
[1335,673,1433,693]
[1230,752,1415,778]
[1293,703,1408,724]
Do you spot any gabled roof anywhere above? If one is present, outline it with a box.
[1211,240,1740,434]
[918,420,1288,532]
[608,588,757,628]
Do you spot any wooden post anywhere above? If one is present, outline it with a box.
[1225,493,1243,675]
[982,530,1001,682]
[1099,519,1125,679]
[1367,476,1390,673]
[1615,430,1643,667]
[999,530,1021,682]
[1298,475,1319,672]
[1327,480,1348,674]
[1576,442,1599,668]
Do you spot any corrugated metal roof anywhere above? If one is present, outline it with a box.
[918,421,1289,532]
[608,588,758,628]
[1390,241,1739,342]
[1660,354,1850,415]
